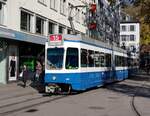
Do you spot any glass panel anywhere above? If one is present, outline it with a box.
[65,48,78,69]
[47,48,64,70]
[88,50,94,67]
[36,17,44,34]
[81,49,87,67]
[48,22,55,34]
[94,51,100,67]
[100,52,105,67]
[105,53,111,67]
[21,11,31,31]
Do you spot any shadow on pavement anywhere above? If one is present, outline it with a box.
[105,74,150,98]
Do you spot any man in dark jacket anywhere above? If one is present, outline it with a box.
[22,65,28,88]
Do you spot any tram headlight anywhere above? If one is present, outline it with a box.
[65,78,70,81]
[52,76,56,80]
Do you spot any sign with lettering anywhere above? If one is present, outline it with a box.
[48,34,63,46]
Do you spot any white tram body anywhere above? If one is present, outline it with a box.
[44,34,138,93]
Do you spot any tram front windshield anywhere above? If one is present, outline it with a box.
[47,48,64,70]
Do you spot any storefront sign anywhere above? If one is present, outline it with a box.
[0,31,15,38]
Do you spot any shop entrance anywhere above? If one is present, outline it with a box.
[19,43,44,79]
[8,45,18,81]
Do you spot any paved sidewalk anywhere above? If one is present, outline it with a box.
[0,82,38,101]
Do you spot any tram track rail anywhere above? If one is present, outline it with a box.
[130,81,147,116]
[0,91,37,101]
[0,94,68,116]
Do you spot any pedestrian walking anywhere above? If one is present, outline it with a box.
[22,64,28,88]
[34,61,42,86]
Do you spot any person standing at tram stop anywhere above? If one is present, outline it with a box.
[35,61,42,83]
[22,64,28,88]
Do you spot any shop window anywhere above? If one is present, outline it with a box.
[36,16,44,35]
[65,48,78,69]
[20,10,32,32]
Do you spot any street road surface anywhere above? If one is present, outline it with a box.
[0,75,150,116]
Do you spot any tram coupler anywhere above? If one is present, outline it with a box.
[45,84,61,94]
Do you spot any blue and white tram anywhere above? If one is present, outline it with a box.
[44,34,133,93]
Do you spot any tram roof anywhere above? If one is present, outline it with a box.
[63,34,127,53]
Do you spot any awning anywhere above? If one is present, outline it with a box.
[0,27,47,45]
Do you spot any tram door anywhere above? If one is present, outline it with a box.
[8,45,18,81]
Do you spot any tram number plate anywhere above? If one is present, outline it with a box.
[45,86,55,93]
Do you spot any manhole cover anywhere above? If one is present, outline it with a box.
[25,109,38,113]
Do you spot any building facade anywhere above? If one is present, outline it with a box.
[0,0,91,84]
[120,22,140,54]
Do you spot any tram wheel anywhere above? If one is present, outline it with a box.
[67,85,72,95]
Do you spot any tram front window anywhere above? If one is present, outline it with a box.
[47,48,64,70]
[65,48,79,69]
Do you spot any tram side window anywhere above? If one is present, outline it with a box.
[115,55,118,66]
[66,48,79,69]
[94,52,105,67]
[94,51,100,67]
[100,52,105,67]
[105,53,111,67]
[123,57,127,66]
[115,56,121,66]
[88,50,94,67]
[81,49,88,67]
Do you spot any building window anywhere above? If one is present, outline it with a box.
[0,2,4,25]
[20,11,32,32]
[121,35,127,41]
[50,0,57,10]
[59,25,65,34]
[75,9,80,23]
[121,25,126,31]
[48,21,55,34]
[81,12,85,25]
[36,16,44,35]
[60,0,66,15]
[130,25,135,31]
[38,0,46,5]
[130,35,135,41]
[67,29,72,34]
